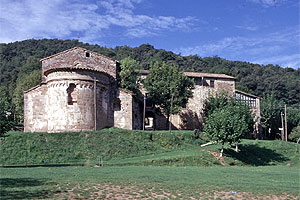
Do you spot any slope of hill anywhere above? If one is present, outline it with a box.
[1,128,299,167]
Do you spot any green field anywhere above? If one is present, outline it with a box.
[0,128,299,199]
[1,165,299,199]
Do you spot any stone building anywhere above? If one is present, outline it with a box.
[138,70,260,131]
[24,47,139,132]
[24,47,260,133]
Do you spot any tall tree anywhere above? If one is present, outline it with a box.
[143,61,194,128]
[203,92,230,118]
[0,92,15,136]
[287,107,300,135]
[119,57,140,94]
[288,125,300,142]
[260,95,284,139]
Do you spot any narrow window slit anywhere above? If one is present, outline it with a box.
[67,83,77,105]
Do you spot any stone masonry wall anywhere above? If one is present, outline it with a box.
[24,69,114,132]
[24,84,48,132]
[46,70,111,86]
[136,74,236,130]
[132,99,143,130]
[113,89,133,130]
[46,80,96,132]
[174,78,235,130]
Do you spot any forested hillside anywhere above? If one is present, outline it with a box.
[0,39,299,113]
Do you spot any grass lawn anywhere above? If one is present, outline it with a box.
[1,128,299,167]
[1,165,299,199]
[1,129,299,199]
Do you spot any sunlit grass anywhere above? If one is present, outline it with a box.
[1,165,299,199]
[1,128,299,199]
[1,128,299,167]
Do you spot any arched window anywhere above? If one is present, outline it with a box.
[67,83,77,105]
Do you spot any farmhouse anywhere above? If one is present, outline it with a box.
[24,47,260,134]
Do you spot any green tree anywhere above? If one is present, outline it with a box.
[287,107,300,136]
[143,61,194,129]
[204,98,254,156]
[119,57,140,94]
[203,92,229,118]
[203,93,255,135]
[0,93,15,136]
[260,95,283,139]
[288,125,300,142]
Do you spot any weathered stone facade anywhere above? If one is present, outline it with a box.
[138,71,238,130]
[24,47,260,133]
[24,47,132,132]
[113,89,133,130]
[178,73,236,130]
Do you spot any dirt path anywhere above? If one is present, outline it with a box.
[206,150,228,166]
[54,183,299,200]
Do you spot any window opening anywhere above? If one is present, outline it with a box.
[194,77,201,85]
[203,79,209,86]
[210,80,215,88]
[235,92,257,108]
[67,83,77,105]
[145,111,155,130]
[113,98,121,111]
[85,52,90,57]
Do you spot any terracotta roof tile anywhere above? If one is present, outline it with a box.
[184,72,235,79]
[135,70,235,79]
[40,47,119,63]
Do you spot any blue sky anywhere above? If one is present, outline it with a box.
[0,0,299,69]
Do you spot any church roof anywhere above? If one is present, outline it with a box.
[40,47,118,63]
[41,47,119,79]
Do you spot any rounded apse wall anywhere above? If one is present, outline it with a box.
[46,80,95,132]
[45,69,112,132]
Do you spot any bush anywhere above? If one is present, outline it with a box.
[288,125,300,142]
[0,95,15,137]
[204,98,254,156]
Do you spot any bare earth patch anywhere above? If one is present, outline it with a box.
[54,183,299,200]
[206,150,228,166]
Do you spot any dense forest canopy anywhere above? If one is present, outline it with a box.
[0,39,299,108]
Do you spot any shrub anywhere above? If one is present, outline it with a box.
[288,125,300,142]
[204,99,254,157]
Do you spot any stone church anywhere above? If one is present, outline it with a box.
[24,47,260,133]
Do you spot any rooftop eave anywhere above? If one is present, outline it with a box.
[235,89,260,99]
[134,70,236,79]
[40,46,119,63]
[24,82,46,94]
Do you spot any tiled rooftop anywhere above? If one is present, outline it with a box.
[135,70,235,79]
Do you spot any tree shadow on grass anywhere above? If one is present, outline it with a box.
[224,144,289,166]
[0,178,57,200]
